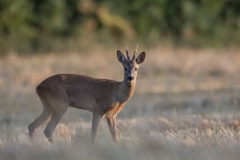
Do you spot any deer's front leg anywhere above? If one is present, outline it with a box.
[106,115,118,143]
[91,112,104,144]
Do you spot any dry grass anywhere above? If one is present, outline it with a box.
[1,114,240,160]
[1,47,240,159]
[1,47,240,95]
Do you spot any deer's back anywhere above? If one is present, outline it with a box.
[36,74,120,111]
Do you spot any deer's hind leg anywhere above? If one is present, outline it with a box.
[28,95,52,138]
[43,97,68,143]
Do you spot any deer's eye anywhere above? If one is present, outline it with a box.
[124,67,127,71]
[135,68,138,71]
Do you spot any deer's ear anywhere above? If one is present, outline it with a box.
[117,51,126,63]
[136,52,145,64]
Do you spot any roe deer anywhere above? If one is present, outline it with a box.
[28,45,146,144]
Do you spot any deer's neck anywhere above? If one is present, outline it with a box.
[117,80,136,102]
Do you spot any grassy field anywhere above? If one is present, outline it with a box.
[1,47,240,160]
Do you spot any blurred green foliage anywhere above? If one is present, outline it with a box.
[0,0,240,54]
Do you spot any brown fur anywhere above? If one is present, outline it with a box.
[28,49,146,144]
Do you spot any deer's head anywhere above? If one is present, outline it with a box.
[117,45,146,84]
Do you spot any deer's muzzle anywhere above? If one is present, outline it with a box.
[127,76,134,82]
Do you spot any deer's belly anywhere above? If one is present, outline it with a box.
[69,96,96,112]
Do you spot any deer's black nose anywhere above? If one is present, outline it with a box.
[127,76,134,82]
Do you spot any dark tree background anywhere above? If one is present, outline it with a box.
[0,0,240,54]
